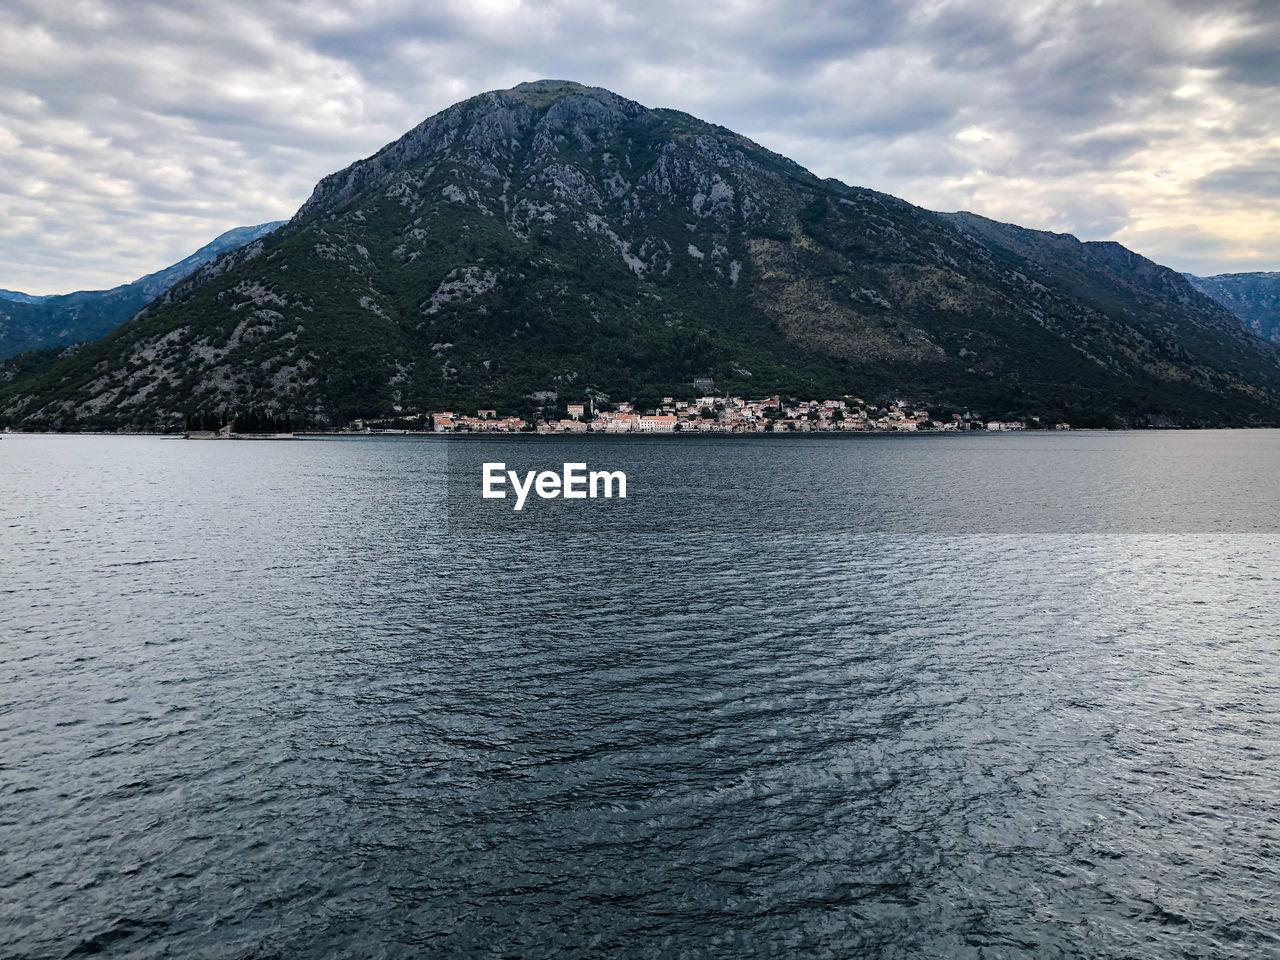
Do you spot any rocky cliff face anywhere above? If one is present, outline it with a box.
[0,222,284,360]
[1186,272,1280,344]
[4,80,1280,429]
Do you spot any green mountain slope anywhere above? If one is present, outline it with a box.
[1185,272,1280,344]
[3,80,1279,430]
[0,222,284,360]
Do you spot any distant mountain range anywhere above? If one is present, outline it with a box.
[0,222,284,360]
[3,80,1280,430]
[1184,272,1280,345]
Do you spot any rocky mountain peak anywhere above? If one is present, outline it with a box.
[294,79,651,222]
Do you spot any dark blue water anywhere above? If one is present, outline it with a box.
[2,433,1279,958]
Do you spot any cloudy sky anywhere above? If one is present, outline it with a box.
[2,0,1277,293]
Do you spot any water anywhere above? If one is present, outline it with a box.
[2,433,1279,958]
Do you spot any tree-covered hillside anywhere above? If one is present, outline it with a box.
[3,80,1279,430]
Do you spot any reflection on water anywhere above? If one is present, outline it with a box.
[2,435,1279,958]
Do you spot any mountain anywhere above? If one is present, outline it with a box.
[0,222,284,360]
[0,290,46,304]
[1184,272,1280,344]
[3,79,1280,431]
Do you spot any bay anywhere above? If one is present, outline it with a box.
[2,433,1278,958]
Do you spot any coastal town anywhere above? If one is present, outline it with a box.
[354,395,1067,435]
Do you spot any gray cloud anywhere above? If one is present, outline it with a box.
[1,0,1278,292]
[1197,159,1280,196]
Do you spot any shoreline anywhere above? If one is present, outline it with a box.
[5,426,1279,439]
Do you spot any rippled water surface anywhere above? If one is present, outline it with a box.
[3,433,1279,958]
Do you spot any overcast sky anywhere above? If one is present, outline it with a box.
[2,0,1278,293]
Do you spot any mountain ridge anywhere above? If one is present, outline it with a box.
[3,79,1278,430]
[0,222,285,360]
[1184,271,1280,344]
